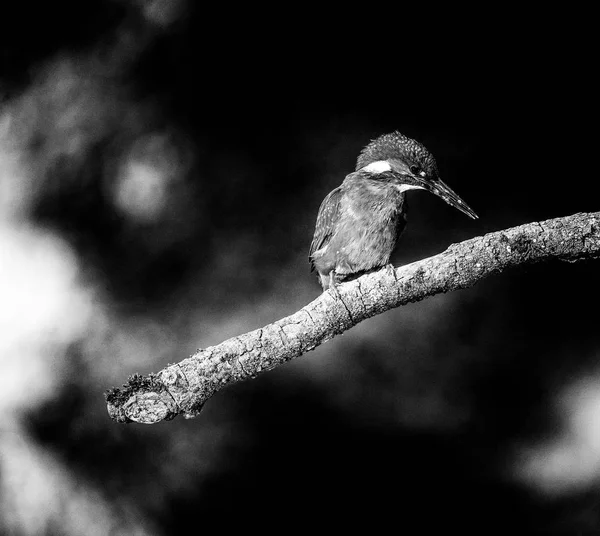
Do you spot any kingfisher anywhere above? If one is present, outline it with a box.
[309,131,478,290]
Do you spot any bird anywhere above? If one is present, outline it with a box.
[309,131,478,291]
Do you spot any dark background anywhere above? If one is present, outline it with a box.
[0,2,598,533]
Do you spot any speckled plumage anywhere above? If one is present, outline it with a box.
[309,131,477,291]
[356,131,439,176]
[309,175,407,289]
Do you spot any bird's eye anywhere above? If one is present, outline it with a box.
[410,165,421,175]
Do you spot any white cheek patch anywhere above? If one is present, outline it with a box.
[362,160,391,174]
[396,184,425,193]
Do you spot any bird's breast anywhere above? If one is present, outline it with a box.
[343,185,405,226]
[322,188,406,274]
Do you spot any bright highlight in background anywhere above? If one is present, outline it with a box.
[516,375,600,496]
[0,225,92,416]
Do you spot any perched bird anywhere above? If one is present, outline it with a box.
[309,131,478,290]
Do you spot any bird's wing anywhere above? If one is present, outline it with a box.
[309,186,342,270]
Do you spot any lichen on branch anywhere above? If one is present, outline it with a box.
[106,211,600,424]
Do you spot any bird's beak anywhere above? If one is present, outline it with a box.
[419,177,478,220]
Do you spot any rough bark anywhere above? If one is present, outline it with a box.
[106,211,600,424]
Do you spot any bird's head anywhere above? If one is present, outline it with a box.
[355,131,478,219]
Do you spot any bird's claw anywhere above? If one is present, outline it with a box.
[329,284,341,299]
[328,270,341,299]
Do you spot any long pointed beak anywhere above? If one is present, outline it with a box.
[421,178,478,220]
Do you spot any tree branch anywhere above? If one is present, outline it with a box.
[105,211,600,424]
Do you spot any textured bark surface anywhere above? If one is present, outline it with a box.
[106,211,600,424]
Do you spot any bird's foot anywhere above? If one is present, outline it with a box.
[328,270,341,299]
[385,263,396,279]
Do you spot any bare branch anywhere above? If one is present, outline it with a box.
[105,211,600,424]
